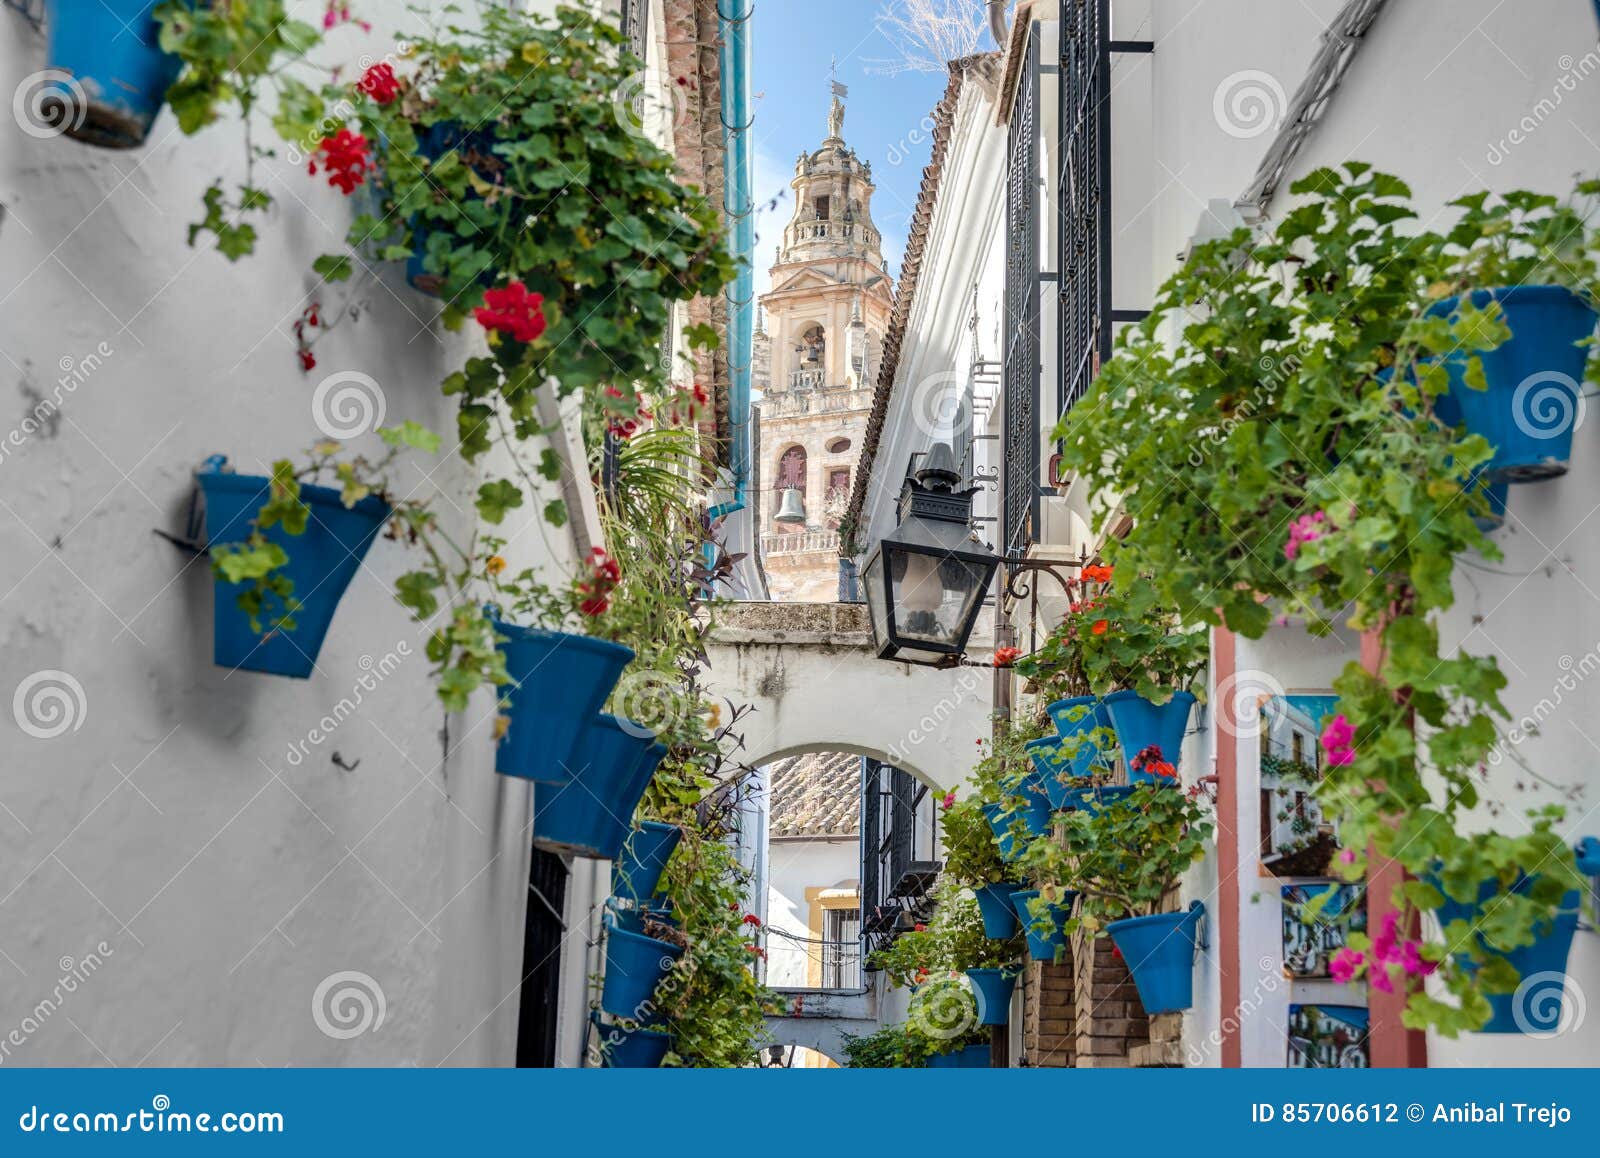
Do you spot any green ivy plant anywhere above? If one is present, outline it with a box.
[1051,163,1599,1032]
[154,0,351,258]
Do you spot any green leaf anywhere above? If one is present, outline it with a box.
[475,478,524,525]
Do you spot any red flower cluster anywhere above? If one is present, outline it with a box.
[992,646,1022,667]
[356,61,401,105]
[576,547,621,618]
[604,386,654,440]
[293,302,321,372]
[1130,744,1177,778]
[309,129,373,194]
[660,382,710,427]
[1081,563,1114,584]
[473,281,548,345]
[742,914,762,928]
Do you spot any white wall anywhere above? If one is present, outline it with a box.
[764,837,859,988]
[0,0,601,1066]
[1096,0,1600,1067]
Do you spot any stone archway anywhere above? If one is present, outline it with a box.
[704,603,991,793]
[705,603,992,1060]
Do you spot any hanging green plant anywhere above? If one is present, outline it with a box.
[1051,163,1599,1033]
[281,4,735,432]
[154,0,363,258]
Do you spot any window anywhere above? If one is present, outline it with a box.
[826,437,852,454]
[822,907,861,989]
[777,446,807,489]
[815,195,830,220]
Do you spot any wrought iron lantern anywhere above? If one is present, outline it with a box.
[861,443,1000,667]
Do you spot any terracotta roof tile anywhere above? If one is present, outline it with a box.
[768,751,861,837]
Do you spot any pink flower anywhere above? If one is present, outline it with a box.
[1284,510,1328,562]
[1339,848,1357,865]
[1329,948,1364,984]
[940,790,956,811]
[1321,713,1356,767]
[1368,966,1394,994]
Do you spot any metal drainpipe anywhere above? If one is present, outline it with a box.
[718,0,755,512]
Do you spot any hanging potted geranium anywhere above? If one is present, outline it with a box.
[939,791,1022,940]
[1420,188,1600,483]
[532,717,668,860]
[1051,566,1207,785]
[200,452,391,678]
[612,821,684,905]
[600,908,687,1022]
[1008,887,1076,964]
[1054,783,1214,1014]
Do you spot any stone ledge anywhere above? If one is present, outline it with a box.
[709,601,874,646]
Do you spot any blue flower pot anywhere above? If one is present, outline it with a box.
[495,623,632,783]
[611,820,682,903]
[1010,888,1074,962]
[925,1043,990,1068]
[1025,736,1076,809]
[43,1,184,148]
[405,121,499,295]
[607,900,678,937]
[1047,695,1111,780]
[1102,690,1196,784]
[592,1013,673,1068]
[199,465,390,678]
[592,741,669,860]
[973,882,1022,940]
[1106,901,1206,1015]
[1428,286,1598,483]
[532,715,658,858]
[963,968,1016,1026]
[1429,874,1580,1033]
[600,924,685,1020]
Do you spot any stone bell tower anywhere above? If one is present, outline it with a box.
[756,84,894,602]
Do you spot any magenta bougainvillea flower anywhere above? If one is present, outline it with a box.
[1320,713,1356,767]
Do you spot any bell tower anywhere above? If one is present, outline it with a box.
[756,81,894,602]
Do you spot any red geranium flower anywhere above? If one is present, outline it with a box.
[1090,619,1109,635]
[356,61,401,105]
[742,914,762,928]
[473,281,548,345]
[993,646,1022,667]
[308,128,373,194]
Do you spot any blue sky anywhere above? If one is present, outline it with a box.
[749,1,994,297]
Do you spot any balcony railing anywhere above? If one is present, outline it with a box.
[761,529,840,556]
[765,385,872,418]
[785,220,880,249]
[789,367,825,391]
